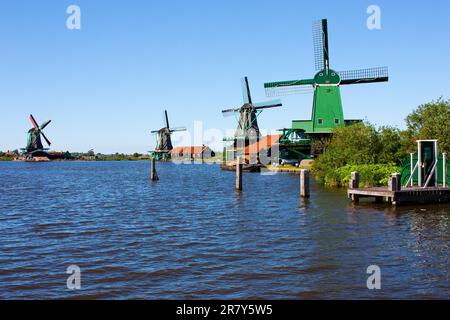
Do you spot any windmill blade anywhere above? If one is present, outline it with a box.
[338,67,389,85]
[170,126,187,132]
[164,110,170,129]
[151,130,160,134]
[241,77,252,104]
[222,109,241,117]
[29,114,39,130]
[222,107,241,114]
[264,79,314,97]
[313,19,329,72]
[40,131,52,146]
[40,120,52,130]
[254,99,283,110]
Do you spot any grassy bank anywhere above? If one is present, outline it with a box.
[94,155,148,161]
[265,164,311,173]
[321,164,399,188]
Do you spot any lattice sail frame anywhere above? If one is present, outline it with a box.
[265,85,314,97]
[312,20,326,72]
[338,67,388,84]
[264,79,315,97]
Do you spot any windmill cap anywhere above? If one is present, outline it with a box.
[314,69,341,86]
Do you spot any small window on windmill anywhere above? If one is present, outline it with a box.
[334,118,340,124]
[318,118,324,125]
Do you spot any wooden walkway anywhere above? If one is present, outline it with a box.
[348,187,450,205]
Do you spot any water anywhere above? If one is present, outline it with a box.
[0,161,448,299]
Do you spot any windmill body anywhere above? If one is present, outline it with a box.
[26,128,45,152]
[222,77,282,148]
[265,19,389,136]
[155,128,173,152]
[151,110,186,161]
[23,114,53,157]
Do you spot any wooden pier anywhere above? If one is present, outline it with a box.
[348,187,450,205]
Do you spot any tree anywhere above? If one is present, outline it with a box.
[377,126,404,164]
[405,98,450,153]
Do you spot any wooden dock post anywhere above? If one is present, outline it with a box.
[236,156,243,191]
[300,169,310,198]
[349,171,360,189]
[410,153,415,187]
[389,173,401,192]
[443,153,447,187]
[150,157,159,181]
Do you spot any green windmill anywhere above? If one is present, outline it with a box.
[265,19,389,136]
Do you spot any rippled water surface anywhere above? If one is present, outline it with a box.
[0,161,448,299]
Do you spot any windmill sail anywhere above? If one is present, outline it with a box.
[264,79,315,97]
[170,126,187,132]
[254,99,283,109]
[40,131,52,146]
[313,19,329,72]
[29,114,40,130]
[338,67,389,85]
[241,77,253,104]
[40,120,52,130]
[164,110,170,129]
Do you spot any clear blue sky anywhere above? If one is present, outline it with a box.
[1,0,449,153]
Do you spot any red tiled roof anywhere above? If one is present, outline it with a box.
[170,146,209,155]
[244,134,281,154]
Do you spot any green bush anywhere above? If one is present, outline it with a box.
[312,123,374,179]
[324,164,399,188]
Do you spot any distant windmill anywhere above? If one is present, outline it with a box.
[222,77,282,147]
[23,114,52,155]
[151,110,186,160]
[264,19,389,136]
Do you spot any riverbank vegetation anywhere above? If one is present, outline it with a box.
[313,98,450,187]
[92,153,148,161]
[0,151,18,161]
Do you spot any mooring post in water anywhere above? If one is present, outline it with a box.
[236,156,242,191]
[443,153,447,187]
[300,169,310,198]
[410,153,415,187]
[394,173,401,191]
[389,173,401,192]
[349,171,360,189]
[150,157,159,181]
